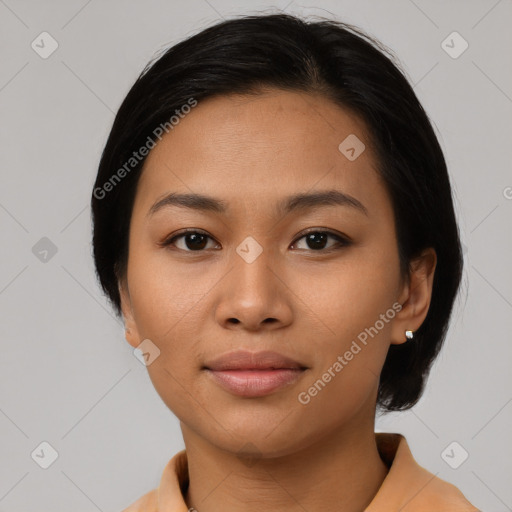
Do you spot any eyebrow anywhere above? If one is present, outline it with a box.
[147,189,368,218]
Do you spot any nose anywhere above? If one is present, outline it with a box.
[214,243,294,332]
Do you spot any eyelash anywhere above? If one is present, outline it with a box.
[159,228,351,253]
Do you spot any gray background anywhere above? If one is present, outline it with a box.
[0,0,511,510]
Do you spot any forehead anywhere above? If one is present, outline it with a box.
[134,89,387,218]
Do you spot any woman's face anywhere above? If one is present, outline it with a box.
[119,89,432,457]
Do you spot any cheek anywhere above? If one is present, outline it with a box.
[290,246,400,349]
[125,248,218,408]
[127,245,215,342]
[293,259,398,428]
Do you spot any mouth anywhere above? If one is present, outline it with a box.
[203,350,308,398]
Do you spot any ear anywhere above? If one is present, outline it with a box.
[118,277,141,349]
[390,247,437,345]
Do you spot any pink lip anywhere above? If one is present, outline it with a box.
[204,350,308,397]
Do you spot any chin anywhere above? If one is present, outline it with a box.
[206,418,318,459]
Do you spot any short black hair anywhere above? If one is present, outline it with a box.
[91,13,464,412]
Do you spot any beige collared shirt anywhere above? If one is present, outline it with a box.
[122,433,479,511]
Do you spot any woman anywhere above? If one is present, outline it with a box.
[91,13,479,512]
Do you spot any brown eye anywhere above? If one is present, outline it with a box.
[162,230,219,251]
[304,232,328,250]
[291,230,350,251]
[181,233,208,250]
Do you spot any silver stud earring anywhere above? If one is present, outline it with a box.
[405,330,414,341]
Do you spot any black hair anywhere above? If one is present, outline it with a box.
[90,13,464,411]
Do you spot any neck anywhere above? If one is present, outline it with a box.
[181,420,388,512]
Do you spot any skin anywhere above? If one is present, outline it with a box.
[119,88,437,512]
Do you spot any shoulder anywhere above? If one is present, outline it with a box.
[413,475,480,512]
[395,452,480,511]
[371,433,479,511]
[121,488,158,512]
[382,466,479,511]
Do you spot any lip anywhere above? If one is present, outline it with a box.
[204,350,308,398]
[204,350,306,371]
